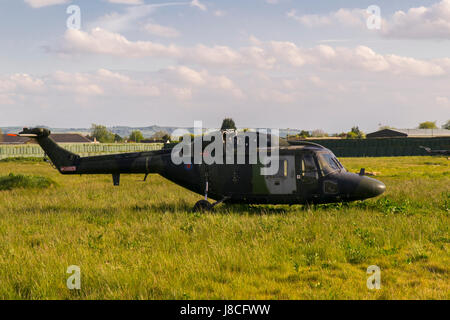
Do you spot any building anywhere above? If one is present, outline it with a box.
[0,133,93,144]
[367,128,450,139]
[47,134,93,143]
[0,135,30,144]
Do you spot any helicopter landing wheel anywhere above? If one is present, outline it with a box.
[193,200,213,212]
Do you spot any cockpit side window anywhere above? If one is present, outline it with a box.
[274,159,288,178]
[317,152,344,176]
[300,153,319,182]
[303,154,317,172]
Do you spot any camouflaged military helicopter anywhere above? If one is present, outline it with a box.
[12,127,386,212]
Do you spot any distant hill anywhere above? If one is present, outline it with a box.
[1,126,302,138]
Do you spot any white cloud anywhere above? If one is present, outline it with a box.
[0,69,158,98]
[61,28,450,77]
[106,0,143,4]
[0,67,245,106]
[50,69,163,97]
[95,69,132,84]
[190,0,207,11]
[162,66,244,98]
[0,74,44,94]
[62,28,245,65]
[0,73,45,105]
[165,66,207,85]
[265,41,446,76]
[2,65,449,131]
[214,10,226,17]
[287,8,367,28]
[52,71,104,96]
[64,28,181,58]
[384,54,445,76]
[287,9,331,27]
[240,45,276,69]
[90,2,190,33]
[144,22,180,38]
[269,41,306,66]
[288,1,450,39]
[91,4,159,32]
[9,74,45,92]
[333,8,368,27]
[383,0,450,38]
[187,45,242,66]
[24,0,70,8]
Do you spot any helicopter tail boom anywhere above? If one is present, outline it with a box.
[17,128,165,177]
[18,128,79,172]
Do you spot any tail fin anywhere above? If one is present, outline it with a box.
[19,128,79,170]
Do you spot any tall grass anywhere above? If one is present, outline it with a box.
[0,173,55,191]
[0,157,448,299]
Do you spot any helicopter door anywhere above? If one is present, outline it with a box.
[263,155,296,194]
[297,153,320,199]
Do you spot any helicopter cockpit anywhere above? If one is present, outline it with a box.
[316,152,346,176]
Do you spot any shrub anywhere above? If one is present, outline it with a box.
[0,173,56,191]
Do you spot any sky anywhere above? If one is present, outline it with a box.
[0,0,449,133]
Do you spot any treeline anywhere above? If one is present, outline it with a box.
[290,126,366,140]
[78,118,450,144]
[88,124,171,143]
[290,120,450,140]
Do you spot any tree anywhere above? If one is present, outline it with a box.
[113,134,124,143]
[90,124,115,143]
[346,131,358,139]
[299,130,311,138]
[220,118,236,131]
[129,130,144,143]
[311,129,328,137]
[346,126,365,139]
[442,120,450,130]
[151,130,171,142]
[0,128,2,143]
[418,121,437,129]
[162,134,170,142]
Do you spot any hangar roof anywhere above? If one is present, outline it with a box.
[367,128,450,138]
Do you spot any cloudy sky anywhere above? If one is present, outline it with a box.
[1,0,449,132]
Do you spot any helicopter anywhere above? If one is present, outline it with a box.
[419,146,450,156]
[12,127,386,212]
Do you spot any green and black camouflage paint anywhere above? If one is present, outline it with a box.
[20,127,386,205]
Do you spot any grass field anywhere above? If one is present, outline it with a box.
[0,156,448,300]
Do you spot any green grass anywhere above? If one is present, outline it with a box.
[0,156,448,299]
[0,173,56,191]
[0,157,45,163]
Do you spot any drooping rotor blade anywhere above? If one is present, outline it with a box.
[7,133,37,137]
[17,134,39,137]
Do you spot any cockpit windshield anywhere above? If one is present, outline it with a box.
[317,152,345,176]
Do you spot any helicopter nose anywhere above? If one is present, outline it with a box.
[354,176,386,199]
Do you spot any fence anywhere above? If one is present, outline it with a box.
[1,138,449,159]
[0,143,164,160]
[304,137,450,157]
